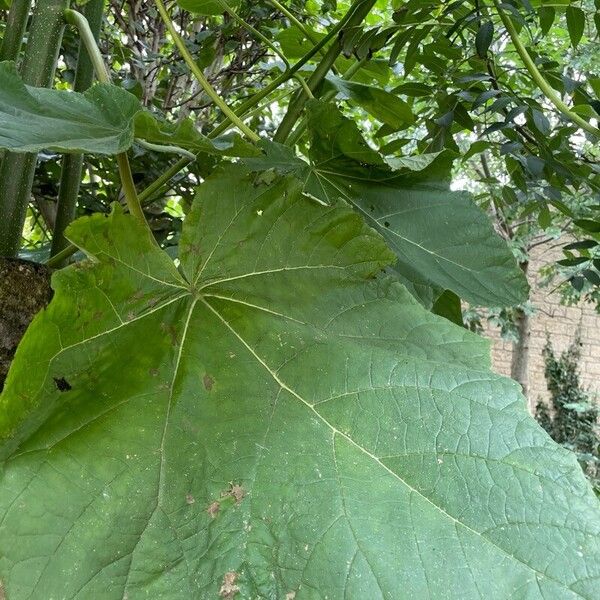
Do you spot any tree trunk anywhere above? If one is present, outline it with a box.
[510,261,532,411]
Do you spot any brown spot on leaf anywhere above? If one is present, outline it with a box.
[0,579,5,600]
[160,322,178,346]
[149,368,159,377]
[222,483,246,504]
[203,374,214,391]
[219,572,239,599]
[286,593,296,600]
[185,493,195,505]
[207,501,220,518]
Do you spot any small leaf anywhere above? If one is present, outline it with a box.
[563,240,598,250]
[133,112,260,158]
[0,61,140,154]
[582,269,600,285]
[537,204,551,229]
[324,76,414,129]
[566,6,585,47]
[575,219,600,233]
[538,6,555,35]
[432,290,463,326]
[475,21,494,57]
[177,0,240,15]
[571,275,585,291]
[558,257,590,267]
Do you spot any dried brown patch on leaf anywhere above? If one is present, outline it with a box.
[285,592,296,600]
[222,483,246,504]
[203,374,214,391]
[185,493,195,505]
[219,571,239,599]
[207,501,220,518]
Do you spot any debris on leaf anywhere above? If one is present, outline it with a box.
[207,501,220,518]
[222,483,246,504]
[219,571,239,599]
[203,374,214,391]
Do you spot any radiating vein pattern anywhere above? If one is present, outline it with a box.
[0,166,598,599]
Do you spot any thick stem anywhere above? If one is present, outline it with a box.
[273,0,376,143]
[0,0,70,257]
[116,154,146,223]
[495,1,600,139]
[0,0,34,61]
[51,0,104,260]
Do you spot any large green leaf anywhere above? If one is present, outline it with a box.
[0,61,141,155]
[1,166,598,599]
[244,102,529,308]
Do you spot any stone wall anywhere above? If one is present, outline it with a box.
[483,242,600,409]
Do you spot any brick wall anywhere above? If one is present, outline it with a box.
[482,242,600,410]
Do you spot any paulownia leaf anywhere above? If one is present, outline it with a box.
[0,165,599,599]
[0,61,141,154]
[244,101,529,308]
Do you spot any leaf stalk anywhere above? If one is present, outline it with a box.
[495,1,600,139]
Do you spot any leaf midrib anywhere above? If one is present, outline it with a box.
[200,296,584,597]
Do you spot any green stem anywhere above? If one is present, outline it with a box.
[273,0,376,143]
[155,0,260,142]
[286,56,366,146]
[135,139,196,161]
[138,157,193,204]
[208,10,348,138]
[0,0,34,61]
[267,0,338,74]
[65,8,148,225]
[51,0,104,260]
[495,1,600,139]
[63,8,110,83]
[46,156,194,268]
[116,154,146,223]
[0,0,70,257]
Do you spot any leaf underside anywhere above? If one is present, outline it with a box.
[245,101,529,308]
[0,61,140,155]
[0,167,598,599]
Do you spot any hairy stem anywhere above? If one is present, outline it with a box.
[0,0,34,61]
[495,1,600,139]
[51,0,104,260]
[0,0,70,257]
[155,0,260,142]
